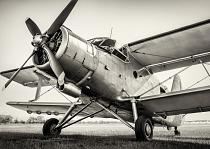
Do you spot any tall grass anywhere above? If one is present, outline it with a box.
[0,124,210,149]
[0,132,209,149]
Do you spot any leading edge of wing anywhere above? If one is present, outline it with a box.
[138,85,210,116]
[6,101,83,115]
[0,65,35,75]
[0,65,56,88]
[128,19,210,47]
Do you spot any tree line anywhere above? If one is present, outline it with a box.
[0,115,45,124]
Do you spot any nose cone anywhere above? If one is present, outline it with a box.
[32,35,43,45]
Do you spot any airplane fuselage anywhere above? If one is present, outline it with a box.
[33,26,161,103]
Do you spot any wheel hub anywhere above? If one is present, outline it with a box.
[145,123,152,137]
[49,123,59,135]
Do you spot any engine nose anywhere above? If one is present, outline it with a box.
[32,27,67,70]
[33,26,99,84]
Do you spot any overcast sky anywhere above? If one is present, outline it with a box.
[1,0,210,121]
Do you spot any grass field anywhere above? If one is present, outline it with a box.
[0,123,210,149]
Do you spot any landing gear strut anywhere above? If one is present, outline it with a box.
[174,126,181,136]
[42,100,105,137]
[131,99,153,141]
[43,118,61,137]
[135,116,153,141]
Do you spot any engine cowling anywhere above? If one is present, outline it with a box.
[33,26,99,84]
[32,26,68,70]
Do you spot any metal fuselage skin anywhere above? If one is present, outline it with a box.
[55,27,160,99]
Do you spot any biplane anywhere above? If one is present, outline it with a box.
[1,0,210,141]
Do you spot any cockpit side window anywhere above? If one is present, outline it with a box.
[112,47,129,63]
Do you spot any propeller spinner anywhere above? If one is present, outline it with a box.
[2,0,78,90]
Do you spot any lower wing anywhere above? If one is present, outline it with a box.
[0,66,56,88]
[138,85,210,116]
[6,101,133,121]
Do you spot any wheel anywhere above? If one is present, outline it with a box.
[42,118,61,137]
[174,130,180,136]
[135,115,153,141]
[174,127,181,136]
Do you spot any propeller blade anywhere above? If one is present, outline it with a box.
[25,18,41,36]
[2,51,35,91]
[47,0,78,36]
[42,44,65,85]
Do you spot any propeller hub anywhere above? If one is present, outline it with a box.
[32,34,49,48]
[32,35,43,45]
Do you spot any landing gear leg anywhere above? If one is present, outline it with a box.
[131,99,153,141]
[42,100,105,137]
[174,126,181,136]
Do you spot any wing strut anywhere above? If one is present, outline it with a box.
[29,75,42,102]
[187,61,210,89]
[96,101,135,130]
[134,66,191,99]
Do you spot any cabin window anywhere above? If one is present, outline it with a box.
[160,87,166,93]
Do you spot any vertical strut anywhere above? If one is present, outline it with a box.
[35,77,42,100]
[131,99,138,122]
[200,60,210,76]
[29,76,42,102]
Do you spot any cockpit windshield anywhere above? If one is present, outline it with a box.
[88,37,129,63]
[88,37,116,48]
[112,47,129,63]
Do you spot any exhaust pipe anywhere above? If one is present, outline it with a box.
[152,116,177,127]
[60,83,81,98]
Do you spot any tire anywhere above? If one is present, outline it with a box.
[135,115,153,141]
[42,118,61,137]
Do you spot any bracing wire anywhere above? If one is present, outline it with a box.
[53,86,73,103]
[29,85,56,102]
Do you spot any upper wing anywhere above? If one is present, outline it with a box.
[0,66,56,87]
[138,85,210,116]
[126,19,210,73]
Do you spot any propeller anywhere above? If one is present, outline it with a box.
[25,18,41,36]
[42,44,65,85]
[2,51,36,91]
[47,0,78,36]
[3,0,78,90]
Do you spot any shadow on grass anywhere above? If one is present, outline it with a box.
[0,132,210,149]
